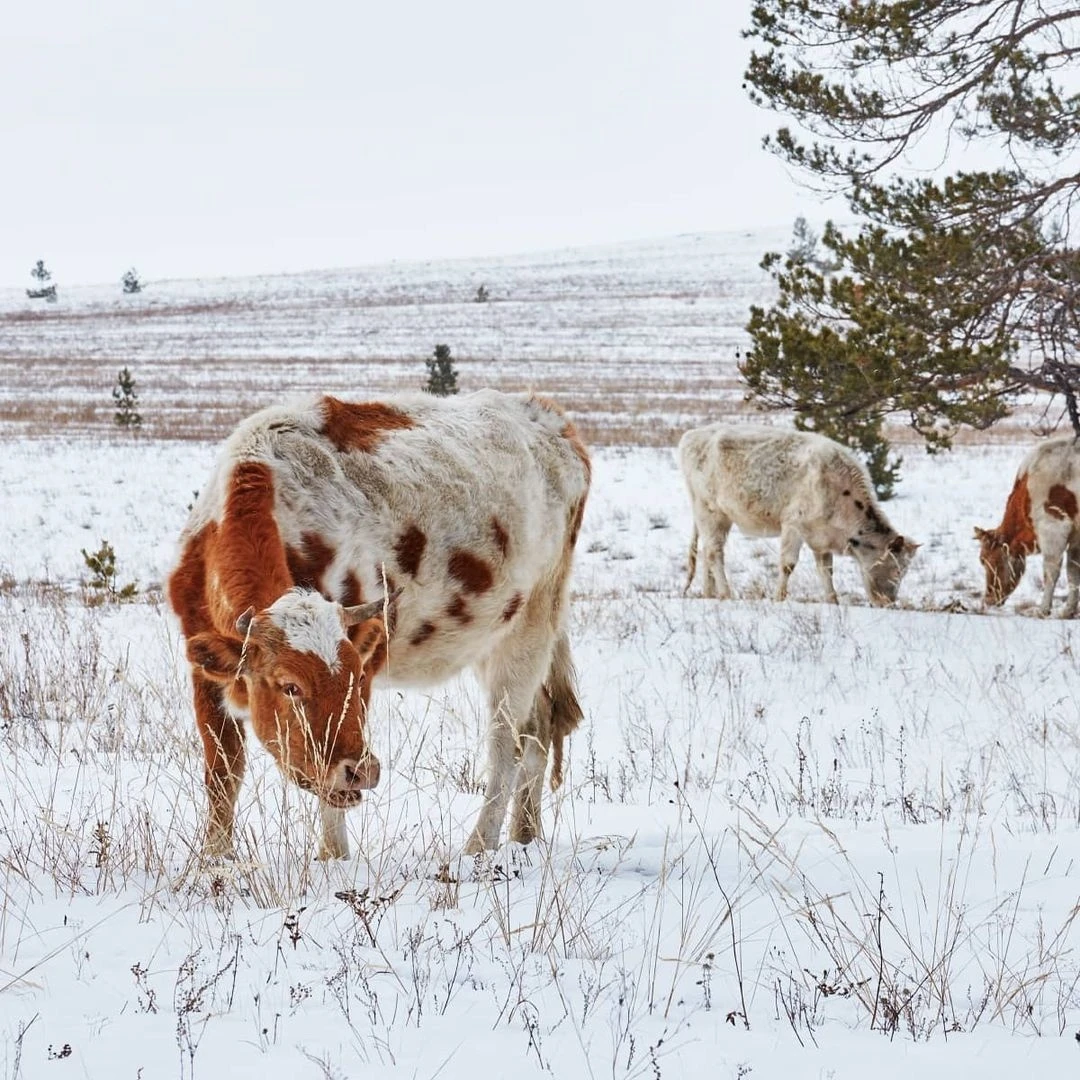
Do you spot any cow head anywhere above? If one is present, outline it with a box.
[857,534,920,606]
[973,526,1026,606]
[186,589,393,806]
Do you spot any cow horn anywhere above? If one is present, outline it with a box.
[343,587,402,627]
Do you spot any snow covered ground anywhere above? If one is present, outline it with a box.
[2,235,1079,1078]
[3,433,1080,1079]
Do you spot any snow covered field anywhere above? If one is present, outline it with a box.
[0,231,783,447]
[2,235,1080,1078]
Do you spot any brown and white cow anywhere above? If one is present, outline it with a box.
[168,391,590,860]
[974,436,1080,617]
[678,424,918,605]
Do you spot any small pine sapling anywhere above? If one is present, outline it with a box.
[81,540,138,601]
[27,259,58,303]
[113,367,142,429]
[424,344,459,396]
[121,268,143,294]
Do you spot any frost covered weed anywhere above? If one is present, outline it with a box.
[740,805,1080,1038]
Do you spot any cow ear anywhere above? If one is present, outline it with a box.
[973,526,989,541]
[350,618,387,669]
[186,632,245,682]
[236,606,256,635]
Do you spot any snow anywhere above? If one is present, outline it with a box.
[3,243,1080,1078]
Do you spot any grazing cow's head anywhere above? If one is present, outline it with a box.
[855,534,920,606]
[186,590,392,806]
[973,526,1026,606]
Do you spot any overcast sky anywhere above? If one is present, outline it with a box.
[2,1,838,286]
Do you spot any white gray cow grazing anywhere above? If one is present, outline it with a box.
[678,424,918,605]
[169,390,590,859]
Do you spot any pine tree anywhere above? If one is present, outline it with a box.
[113,367,142,429]
[424,344,459,396]
[26,259,57,303]
[743,2,1080,449]
[121,268,142,294]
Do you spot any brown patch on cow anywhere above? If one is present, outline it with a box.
[998,473,1038,553]
[491,517,510,558]
[212,462,293,622]
[394,524,427,577]
[1046,484,1078,521]
[320,395,414,454]
[285,531,336,595]
[842,489,851,496]
[168,523,217,639]
[410,621,437,647]
[448,550,494,594]
[502,592,523,622]
[446,594,472,624]
[854,499,864,510]
[339,570,364,608]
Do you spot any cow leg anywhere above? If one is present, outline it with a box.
[700,514,733,599]
[316,805,349,860]
[1039,542,1066,617]
[467,618,556,854]
[193,674,246,858]
[776,527,802,601]
[812,550,839,604]
[1062,543,1080,618]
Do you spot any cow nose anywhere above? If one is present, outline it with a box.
[337,756,380,791]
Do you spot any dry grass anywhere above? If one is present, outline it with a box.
[0,349,756,445]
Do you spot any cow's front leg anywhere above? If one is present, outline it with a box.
[1063,546,1080,618]
[318,804,349,860]
[812,550,839,604]
[193,675,246,859]
[776,527,802,601]
[702,518,733,600]
[1040,548,1065,617]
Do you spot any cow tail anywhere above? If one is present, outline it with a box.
[684,522,699,593]
[545,631,583,790]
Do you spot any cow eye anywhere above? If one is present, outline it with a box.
[279,682,302,698]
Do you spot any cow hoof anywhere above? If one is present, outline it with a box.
[509,822,539,846]
[201,837,235,863]
[464,831,496,855]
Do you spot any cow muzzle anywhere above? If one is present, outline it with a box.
[323,755,381,807]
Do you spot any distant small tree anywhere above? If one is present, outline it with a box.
[786,217,840,273]
[26,260,57,303]
[121,268,142,294]
[113,367,142,429]
[475,284,490,303]
[424,344,459,397]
